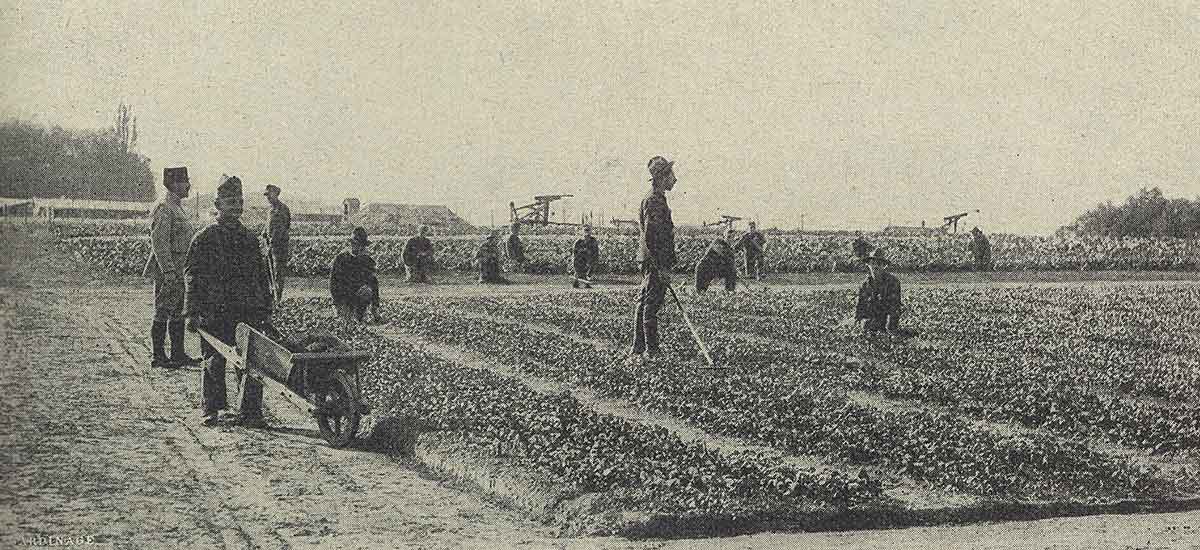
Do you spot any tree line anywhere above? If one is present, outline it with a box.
[1066,187,1200,239]
[0,104,155,202]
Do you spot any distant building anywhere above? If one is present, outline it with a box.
[0,197,150,220]
[343,198,361,220]
[353,203,472,231]
[882,222,945,237]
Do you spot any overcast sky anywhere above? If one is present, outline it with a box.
[2,1,1197,233]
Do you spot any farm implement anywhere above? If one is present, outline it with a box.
[197,323,372,447]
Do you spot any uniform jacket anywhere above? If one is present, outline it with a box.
[330,250,378,302]
[573,235,599,267]
[264,201,291,251]
[506,234,525,263]
[852,237,871,258]
[478,240,500,263]
[638,190,675,270]
[855,271,902,323]
[402,236,434,266]
[970,234,992,259]
[698,238,736,275]
[142,192,193,278]
[185,219,273,322]
[737,231,766,257]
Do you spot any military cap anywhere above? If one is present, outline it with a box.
[647,156,675,178]
[863,248,890,265]
[263,184,282,196]
[163,167,189,185]
[216,175,242,199]
[350,226,370,246]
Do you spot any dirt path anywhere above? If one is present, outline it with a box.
[2,226,1198,549]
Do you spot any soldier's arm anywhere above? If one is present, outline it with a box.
[150,205,176,274]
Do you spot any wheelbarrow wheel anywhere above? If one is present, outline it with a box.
[313,371,361,448]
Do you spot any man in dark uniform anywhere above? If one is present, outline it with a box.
[630,155,677,358]
[143,167,199,368]
[854,248,902,332]
[696,228,738,292]
[261,184,291,301]
[506,222,526,273]
[330,227,380,322]
[851,231,871,260]
[736,221,767,280]
[186,176,274,428]
[478,231,507,283]
[402,225,435,283]
[969,226,992,271]
[572,224,600,288]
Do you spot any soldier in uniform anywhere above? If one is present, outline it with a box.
[478,231,507,283]
[186,176,275,428]
[854,248,903,332]
[261,184,291,301]
[506,222,526,273]
[736,221,767,280]
[143,167,199,368]
[969,226,992,271]
[630,155,677,358]
[851,231,871,261]
[402,225,435,283]
[330,227,381,322]
[571,224,599,288]
[696,228,738,292]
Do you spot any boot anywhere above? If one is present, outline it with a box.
[150,320,170,367]
[168,320,200,366]
[630,303,646,355]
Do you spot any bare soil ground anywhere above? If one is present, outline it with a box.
[2,226,1197,549]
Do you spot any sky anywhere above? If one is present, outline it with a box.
[2,0,1198,233]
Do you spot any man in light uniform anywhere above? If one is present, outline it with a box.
[261,184,291,301]
[142,166,198,368]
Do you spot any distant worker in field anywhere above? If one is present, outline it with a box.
[854,248,902,332]
[696,228,738,292]
[630,155,677,358]
[572,224,600,288]
[506,222,526,273]
[185,175,274,428]
[403,224,435,283]
[478,231,507,284]
[736,221,767,280]
[851,231,871,260]
[329,227,381,323]
[143,166,199,368]
[969,226,992,271]
[261,184,291,301]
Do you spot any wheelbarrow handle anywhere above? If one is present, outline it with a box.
[195,328,244,370]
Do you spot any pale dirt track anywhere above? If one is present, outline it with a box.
[1,227,1198,549]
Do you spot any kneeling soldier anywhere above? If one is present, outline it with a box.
[696,228,738,292]
[330,227,381,322]
[478,231,507,283]
[186,176,274,428]
[855,248,902,332]
[572,224,599,288]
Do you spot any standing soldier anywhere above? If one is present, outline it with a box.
[851,231,871,261]
[261,184,291,301]
[969,226,993,271]
[402,225,435,283]
[630,155,677,358]
[506,222,526,274]
[572,224,600,288]
[736,221,767,280]
[478,231,507,284]
[142,167,199,368]
[186,176,275,428]
[696,228,738,292]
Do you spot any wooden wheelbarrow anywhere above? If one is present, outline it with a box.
[197,323,372,447]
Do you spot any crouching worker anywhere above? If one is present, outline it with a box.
[855,248,902,332]
[478,231,508,283]
[185,175,274,428]
[330,227,381,323]
[695,228,738,292]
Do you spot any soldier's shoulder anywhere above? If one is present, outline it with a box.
[193,222,222,239]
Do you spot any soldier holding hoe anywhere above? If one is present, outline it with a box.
[506,222,526,274]
[736,221,767,280]
[330,227,381,323]
[143,166,200,368]
[853,248,903,333]
[186,176,275,428]
[478,230,507,284]
[261,184,291,301]
[629,155,677,359]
